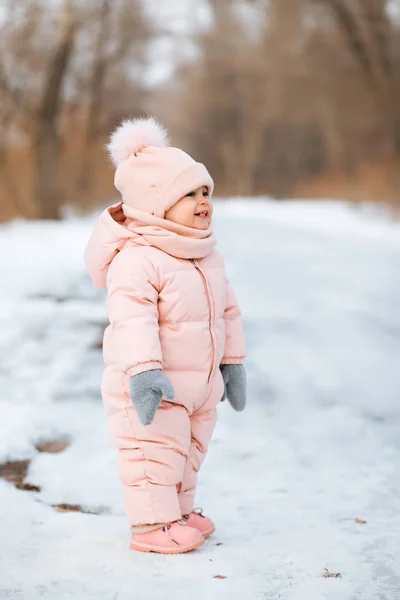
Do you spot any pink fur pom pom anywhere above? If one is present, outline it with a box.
[107,117,170,166]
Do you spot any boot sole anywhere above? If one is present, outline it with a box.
[130,537,205,554]
[202,525,216,538]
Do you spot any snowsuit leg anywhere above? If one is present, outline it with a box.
[115,400,191,527]
[178,406,217,515]
[178,376,223,516]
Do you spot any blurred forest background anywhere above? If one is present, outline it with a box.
[1,0,400,221]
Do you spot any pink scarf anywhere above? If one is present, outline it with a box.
[121,206,216,259]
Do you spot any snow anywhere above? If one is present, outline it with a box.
[1,198,400,599]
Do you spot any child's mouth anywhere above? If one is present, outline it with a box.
[194,211,209,218]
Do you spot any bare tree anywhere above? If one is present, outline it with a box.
[161,0,400,203]
[34,0,75,219]
[76,0,150,197]
[0,0,151,220]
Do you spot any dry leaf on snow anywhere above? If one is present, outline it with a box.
[323,568,342,579]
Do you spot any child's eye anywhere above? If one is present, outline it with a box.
[186,191,195,197]
[202,191,209,197]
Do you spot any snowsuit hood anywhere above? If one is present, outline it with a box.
[84,202,217,290]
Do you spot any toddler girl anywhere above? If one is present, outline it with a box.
[84,117,246,554]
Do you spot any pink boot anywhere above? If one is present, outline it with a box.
[130,521,205,554]
[184,508,215,538]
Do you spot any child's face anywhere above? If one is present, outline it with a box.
[164,185,213,230]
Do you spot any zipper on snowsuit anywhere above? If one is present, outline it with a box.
[191,259,216,382]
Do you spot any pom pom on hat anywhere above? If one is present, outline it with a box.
[107,117,170,166]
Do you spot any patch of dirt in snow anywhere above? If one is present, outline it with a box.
[35,438,71,453]
[0,439,109,516]
[0,437,71,492]
[51,503,110,515]
[0,459,40,492]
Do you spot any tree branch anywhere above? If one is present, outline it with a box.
[317,0,374,81]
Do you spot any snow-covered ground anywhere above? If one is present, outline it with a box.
[1,199,400,600]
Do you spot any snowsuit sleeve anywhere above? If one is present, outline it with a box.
[105,248,163,377]
[84,202,128,290]
[221,281,246,365]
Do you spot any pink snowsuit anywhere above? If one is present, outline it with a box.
[84,204,245,526]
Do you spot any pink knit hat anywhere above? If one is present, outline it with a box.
[107,117,214,219]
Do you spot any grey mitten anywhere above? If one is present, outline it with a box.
[220,364,247,412]
[130,369,175,426]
